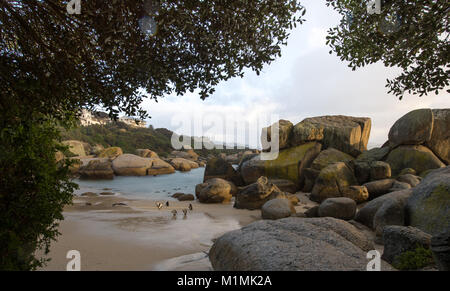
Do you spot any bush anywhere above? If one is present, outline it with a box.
[392,245,435,271]
[0,116,76,270]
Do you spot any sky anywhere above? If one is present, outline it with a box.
[140,0,449,149]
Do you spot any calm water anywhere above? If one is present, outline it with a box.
[74,167,205,200]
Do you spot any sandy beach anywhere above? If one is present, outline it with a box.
[39,194,265,271]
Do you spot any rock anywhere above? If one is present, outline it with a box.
[100,192,115,196]
[405,166,450,236]
[353,161,371,185]
[305,206,319,217]
[135,149,159,158]
[341,186,369,203]
[170,158,199,172]
[237,152,259,172]
[388,109,434,148]
[399,168,416,175]
[234,177,287,210]
[204,157,243,186]
[240,142,321,186]
[98,147,123,159]
[373,197,407,236]
[427,109,450,164]
[318,197,356,220]
[286,194,300,205]
[291,115,371,157]
[171,149,199,161]
[147,158,176,175]
[355,189,413,229]
[310,162,358,203]
[78,159,114,179]
[225,153,240,164]
[261,119,293,151]
[91,144,104,155]
[310,148,354,171]
[370,161,391,180]
[431,230,450,271]
[385,145,445,176]
[55,151,64,163]
[62,140,86,157]
[388,181,411,192]
[363,179,395,199]
[111,154,152,176]
[81,192,98,197]
[357,147,390,163]
[301,167,320,192]
[209,217,383,271]
[268,179,297,193]
[382,226,432,264]
[396,174,421,187]
[261,198,295,220]
[196,178,233,203]
[68,158,82,174]
[172,193,195,201]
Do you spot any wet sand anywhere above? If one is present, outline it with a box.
[39,195,264,271]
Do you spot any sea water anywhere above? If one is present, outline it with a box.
[74,167,205,200]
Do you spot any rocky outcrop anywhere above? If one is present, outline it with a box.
[98,147,123,159]
[310,162,358,202]
[370,161,391,180]
[170,158,199,172]
[234,177,286,210]
[261,119,293,151]
[310,147,354,171]
[78,159,114,179]
[261,198,295,220]
[203,157,243,186]
[362,179,395,200]
[406,166,450,236]
[318,197,356,220]
[209,217,388,271]
[426,109,450,164]
[62,140,86,157]
[111,154,152,176]
[388,109,434,148]
[135,149,158,158]
[171,149,199,161]
[385,145,445,176]
[240,142,321,187]
[196,178,233,204]
[171,193,195,201]
[382,226,432,264]
[355,189,413,229]
[291,115,371,157]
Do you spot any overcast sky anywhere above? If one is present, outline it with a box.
[140,0,449,149]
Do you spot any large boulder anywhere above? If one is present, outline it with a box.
[370,161,392,180]
[196,178,237,197]
[209,217,388,271]
[111,154,152,176]
[261,119,293,151]
[291,115,371,157]
[310,162,358,203]
[62,140,86,157]
[355,189,413,229]
[318,197,356,221]
[234,177,286,210]
[388,108,434,148]
[362,179,395,199]
[171,149,199,161]
[396,174,421,187]
[426,109,450,164]
[147,158,175,175]
[261,198,296,220]
[405,166,450,236]
[78,159,114,179]
[170,158,199,172]
[268,179,297,194]
[135,149,159,158]
[240,142,321,186]
[382,226,432,264]
[310,147,354,171]
[98,147,123,159]
[196,178,233,204]
[353,147,391,184]
[204,157,243,186]
[357,147,390,163]
[341,186,369,203]
[384,145,445,176]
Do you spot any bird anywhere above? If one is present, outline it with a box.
[165,201,169,207]
[171,209,178,218]
[188,204,193,211]
[182,209,188,215]
[155,202,163,210]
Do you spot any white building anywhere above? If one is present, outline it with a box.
[79,109,147,128]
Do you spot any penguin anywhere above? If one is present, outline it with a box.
[171,209,178,218]
[182,209,188,216]
[165,201,169,207]
[155,202,163,210]
[188,203,193,211]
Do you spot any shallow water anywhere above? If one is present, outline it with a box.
[74,167,205,200]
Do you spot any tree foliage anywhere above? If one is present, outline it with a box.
[326,0,449,98]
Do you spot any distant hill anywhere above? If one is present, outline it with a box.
[60,122,252,157]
